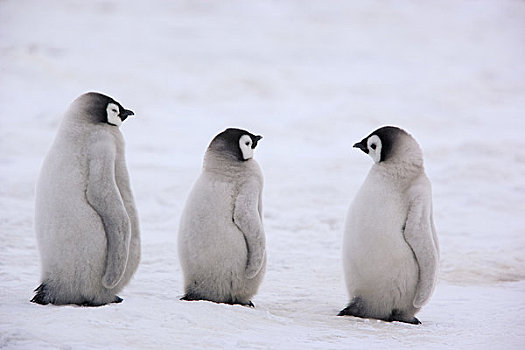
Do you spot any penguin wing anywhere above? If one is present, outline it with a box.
[86,136,131,289]
[233,179,265,279]
[403,181,440,309]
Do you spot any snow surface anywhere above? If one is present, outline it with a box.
[1,0,525,348]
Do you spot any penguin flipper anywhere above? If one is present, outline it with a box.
[233,179,265,279]
[86,137,131,289]
[403,182,439,309]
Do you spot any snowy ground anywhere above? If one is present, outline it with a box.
[1,0,525,348]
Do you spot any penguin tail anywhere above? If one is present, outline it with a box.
[180,293,201,302]
[337,297,366,317]
[30,283,50,305]
[112,295,123,304]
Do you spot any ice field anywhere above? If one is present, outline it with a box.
[1,0,524,348]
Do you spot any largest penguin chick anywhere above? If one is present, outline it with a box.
[32,92,140,306]
[339,126,439,324]
[178,128,265,307]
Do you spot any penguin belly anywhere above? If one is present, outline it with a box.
[343,184,419,319]
[178,174,259,304]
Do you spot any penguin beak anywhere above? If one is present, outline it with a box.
[252,135,263,149]
[120,109,134,118]
[353,141,369,154]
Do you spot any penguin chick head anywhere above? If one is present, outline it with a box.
[208,128,263,161]
[353,126,421,165]
[72,92,134,127]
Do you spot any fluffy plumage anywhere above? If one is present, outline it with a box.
[178,128,265,306]
[32,92,140,306]
[339,126,439,324]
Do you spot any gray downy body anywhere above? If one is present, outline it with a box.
[178,129,265,306]
[33,93,140,306]
[340,126,439,324]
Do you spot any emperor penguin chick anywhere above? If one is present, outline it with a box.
[32,92,140,306]
[178,128,265,307]
[339,126,439,324]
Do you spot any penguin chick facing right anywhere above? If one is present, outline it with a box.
[339,126,439,324]
[32,92,140,307]
[178,128,265,307]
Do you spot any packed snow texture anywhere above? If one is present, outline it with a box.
[1,0,525,348]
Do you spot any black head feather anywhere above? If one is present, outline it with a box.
[77,92,134,125]
[209,128,263,161]
[354,126,406,162]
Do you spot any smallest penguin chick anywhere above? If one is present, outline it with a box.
[178,128,266,307]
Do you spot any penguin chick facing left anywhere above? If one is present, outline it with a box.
[339,126,439,324]
[178,128,265,307]
[32,92,140,307]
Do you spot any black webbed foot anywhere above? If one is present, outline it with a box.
[76,301,105,307]
[388,309,421,325]
[181,294,255,308]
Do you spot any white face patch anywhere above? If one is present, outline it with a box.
[239,134,254,160]
[367,135,382,163]
[106,103,122,127]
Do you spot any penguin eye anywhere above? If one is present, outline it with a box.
[245,141,251,146]
[112,108,118,113]
[370,144,377,150]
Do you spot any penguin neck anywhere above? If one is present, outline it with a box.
[374,138,425,180]
[373,155,424,182]
[203,150,248,177]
